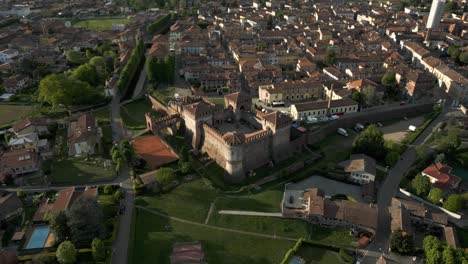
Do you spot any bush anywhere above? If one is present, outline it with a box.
[116,39,145,93]
[113,190,122,202]
[103,185,113,195]
[443,194,463,212]
[339,249,353,263]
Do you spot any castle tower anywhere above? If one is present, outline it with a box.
[222,132,246,182]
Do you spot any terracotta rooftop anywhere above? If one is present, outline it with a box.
[422,163,461,191]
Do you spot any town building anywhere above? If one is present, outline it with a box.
[0,49,18,63]
[258,79,322,103]
[290,98,358,120]
[0,192,23,222]
[68,113,100,157]
[337,154,377,184]
[421,163,461,191]
[282,188,378,234]
[0,149,40,177]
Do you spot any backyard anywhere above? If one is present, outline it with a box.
[0,104,36,126]
[48,158,115,184]
[74,18,129,31]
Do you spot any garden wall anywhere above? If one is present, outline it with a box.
[398,188,462,219]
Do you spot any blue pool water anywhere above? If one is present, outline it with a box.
[451,165,468,182]
[25,226,50,249]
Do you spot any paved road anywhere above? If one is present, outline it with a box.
[361,107,451,264]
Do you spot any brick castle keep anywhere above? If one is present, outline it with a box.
[146,92,293,182]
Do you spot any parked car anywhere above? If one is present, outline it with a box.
[337,128,348,137]
[355,123,365,131]
[329,115,340,121]
[319,117,329,122]
[306,117,318,124]
[409,125,417,132]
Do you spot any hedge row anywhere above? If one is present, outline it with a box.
[405,110,441,145]
[146,14,171,34]
[116,39,145,94]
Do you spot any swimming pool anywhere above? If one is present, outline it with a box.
[25,226,51,249]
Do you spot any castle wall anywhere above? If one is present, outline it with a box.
[202,124,228,170]
[271,125,292,162]
[241,136,270,171]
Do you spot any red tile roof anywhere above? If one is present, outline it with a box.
[422,163,461,190]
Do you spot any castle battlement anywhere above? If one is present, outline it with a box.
[202,123,224,140]
[244,130,272,144]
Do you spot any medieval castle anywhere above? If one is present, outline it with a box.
[146,92,294,182]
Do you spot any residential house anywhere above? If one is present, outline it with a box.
[68,113,100,157]
[399,198,448,226]
[403,71,437,98]
[390,198,413,235]
[282,188,378,233]
[0,49,18,63]
[8,133,45,152]
[3,75,30,94]
[290,98,358,120]
[421,163,461,191]
[32,187,97,222]
[0,149,40,177]
[0,192,23,222]
[12,118,50,137]
[337,154,376,184]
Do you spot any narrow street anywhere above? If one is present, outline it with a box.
[362,105,451,264]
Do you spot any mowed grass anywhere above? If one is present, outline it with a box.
[214,186,284,212]
[74,18,129,31]
[0,104,36,126]
[120,99,154,128]
[135,179,220,223]
[296,243,345,264]
[129,209,294,264]
[50,158,115,184]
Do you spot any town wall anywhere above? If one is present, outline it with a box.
[242,130,272,171]
[202,123,228,170]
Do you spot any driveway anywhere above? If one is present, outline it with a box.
[286,175,364,202]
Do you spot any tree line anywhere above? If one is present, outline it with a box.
[146,55,175,84]
[117,39,145,93]
[146,13,172,34]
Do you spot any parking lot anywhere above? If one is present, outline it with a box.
[381,116,425,143]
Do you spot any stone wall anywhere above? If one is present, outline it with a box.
[242,133,271,171]
[306,102,435,145]
[202,124,228,170]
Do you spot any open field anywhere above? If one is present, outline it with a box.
[74,18,129,31]
[0,104,36,126]
[49,158,115,184]
[129,209,295,264]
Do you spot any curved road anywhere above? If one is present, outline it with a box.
[362,106,451,264]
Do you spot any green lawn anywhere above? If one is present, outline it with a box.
[206,98,225,107]
[120,98,157,128]
[93,107,110,123]
[129,209,294,264]
[214,186,284,212]
[74,18,129,31]
[151,86,175,104]
[0,104,36,126]
[135,179,220,223]
[49,158,115,184]
[295,243,345,264]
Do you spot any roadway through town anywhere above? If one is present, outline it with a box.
[361,105,451,264]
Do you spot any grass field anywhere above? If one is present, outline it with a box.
[74,18,129,31]
[0,104,36,126]
[151,86,175,104]
[295,243,345,264]
[129,209,295,264]
[49,158,115,184]
[206,98,225,107]
[120,99,157,128]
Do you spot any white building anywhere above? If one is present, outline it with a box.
[337,154,377,184]
[290,98,358,120]
[0,49,19,63]
[426,0,445,29]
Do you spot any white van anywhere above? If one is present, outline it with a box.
[337,128,348,137]
[409,125,417,132]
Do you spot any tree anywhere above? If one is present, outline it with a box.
[352,125,385,159]
[423,236,441,264]
[443,194,463,212]
[50,212,71,243]
[146,56,158,83]
[460,52,468,65]
[71,64,100,86]
[436,126,461,154]
[103,185,113,195]
[89,56,108,77]
[382,71,398,95]
[444,1,458,13]
[120,140,135,163]
[426,247,442,264]
[447,46,461,62]
[113,189,122,202]
[325,48,336,66]
[178,161,191,174]
[390,229,414,254]
[155,167,176,187]
[66,196,104,243]
[56,241,77,264]
[427,188,444,204]
[385,151,400,167]
[91,238,106,262]
[38,74,102,107]
[411,174,431,196]
[434,153,445,164]
[66,50,87,65]
[352,92,365,105]
[442,245,456,264]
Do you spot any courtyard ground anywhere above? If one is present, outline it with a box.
[382,116,425,143]
[132,135,178,169]
[74,18,129,31]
